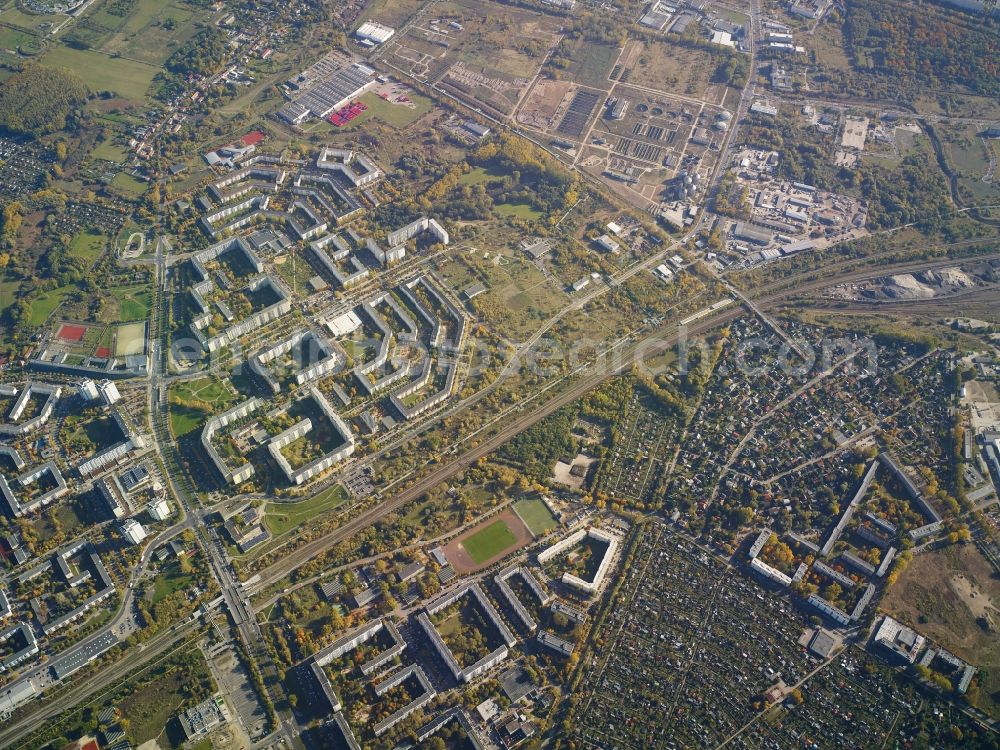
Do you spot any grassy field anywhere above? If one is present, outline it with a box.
[340,90,433,130]
[495,201,543,221]
[21,645,213,749]
[69,230,106,264]
[28,285,75,326]
[41,44,158,102]
[513,497,558,536]
[438,248,568,340]
[109,286,152,322]
[0,278,18,319]
[555,39,618,89]
[99,0,198,66]
[264,484,349,537]
[151,562,193,605]
[119,651,214,746]
[0,6,66,32]
[110,171,150,198]
[90,140,129,163]
[462,518,518,564]
[459,166,506,186]
[168,405,205,439]
[0,26,32,50]
[168,376,238,437]
[626,39,722,98]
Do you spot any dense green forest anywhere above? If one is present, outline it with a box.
[497,408,577,479]
[0,66,87,137]
[845,0,1000,97]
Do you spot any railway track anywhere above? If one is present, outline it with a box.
[248,248,1000,592]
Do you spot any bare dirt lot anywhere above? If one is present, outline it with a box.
[443,508,533,574]
[881,542,1000,717]
[619,39,727,104]
[517,79,575,131]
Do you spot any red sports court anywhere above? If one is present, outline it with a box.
[56,323,87,342]
[328,101,367,127]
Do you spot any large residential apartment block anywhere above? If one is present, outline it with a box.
[189,262,292,354]
[538,527,619,596]
[494,566,551,633]
[0,461,69,518]
[372,664,436,737]
[316,147,383,188]
[0,383,61,437]
[76,408,146,479]
[250,329,342,395]
[418,582,516,684]
[202,398,262,485]
[267,388,355,486]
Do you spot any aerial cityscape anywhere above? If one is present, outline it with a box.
[0,0,996,747]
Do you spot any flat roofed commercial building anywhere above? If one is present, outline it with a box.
[355,21,395,44]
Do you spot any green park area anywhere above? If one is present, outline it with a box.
[168,377,238,437]
[264,484,349,537]
[151,561,194,606]
[462,518,517,565]
[110,287,152,323]
[90,140,129,163]
[459,166,506,186]
[0,279,18,319]
[514,497,558,536]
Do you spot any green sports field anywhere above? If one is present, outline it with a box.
[462,518,518,564]
[514,497,558,536]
